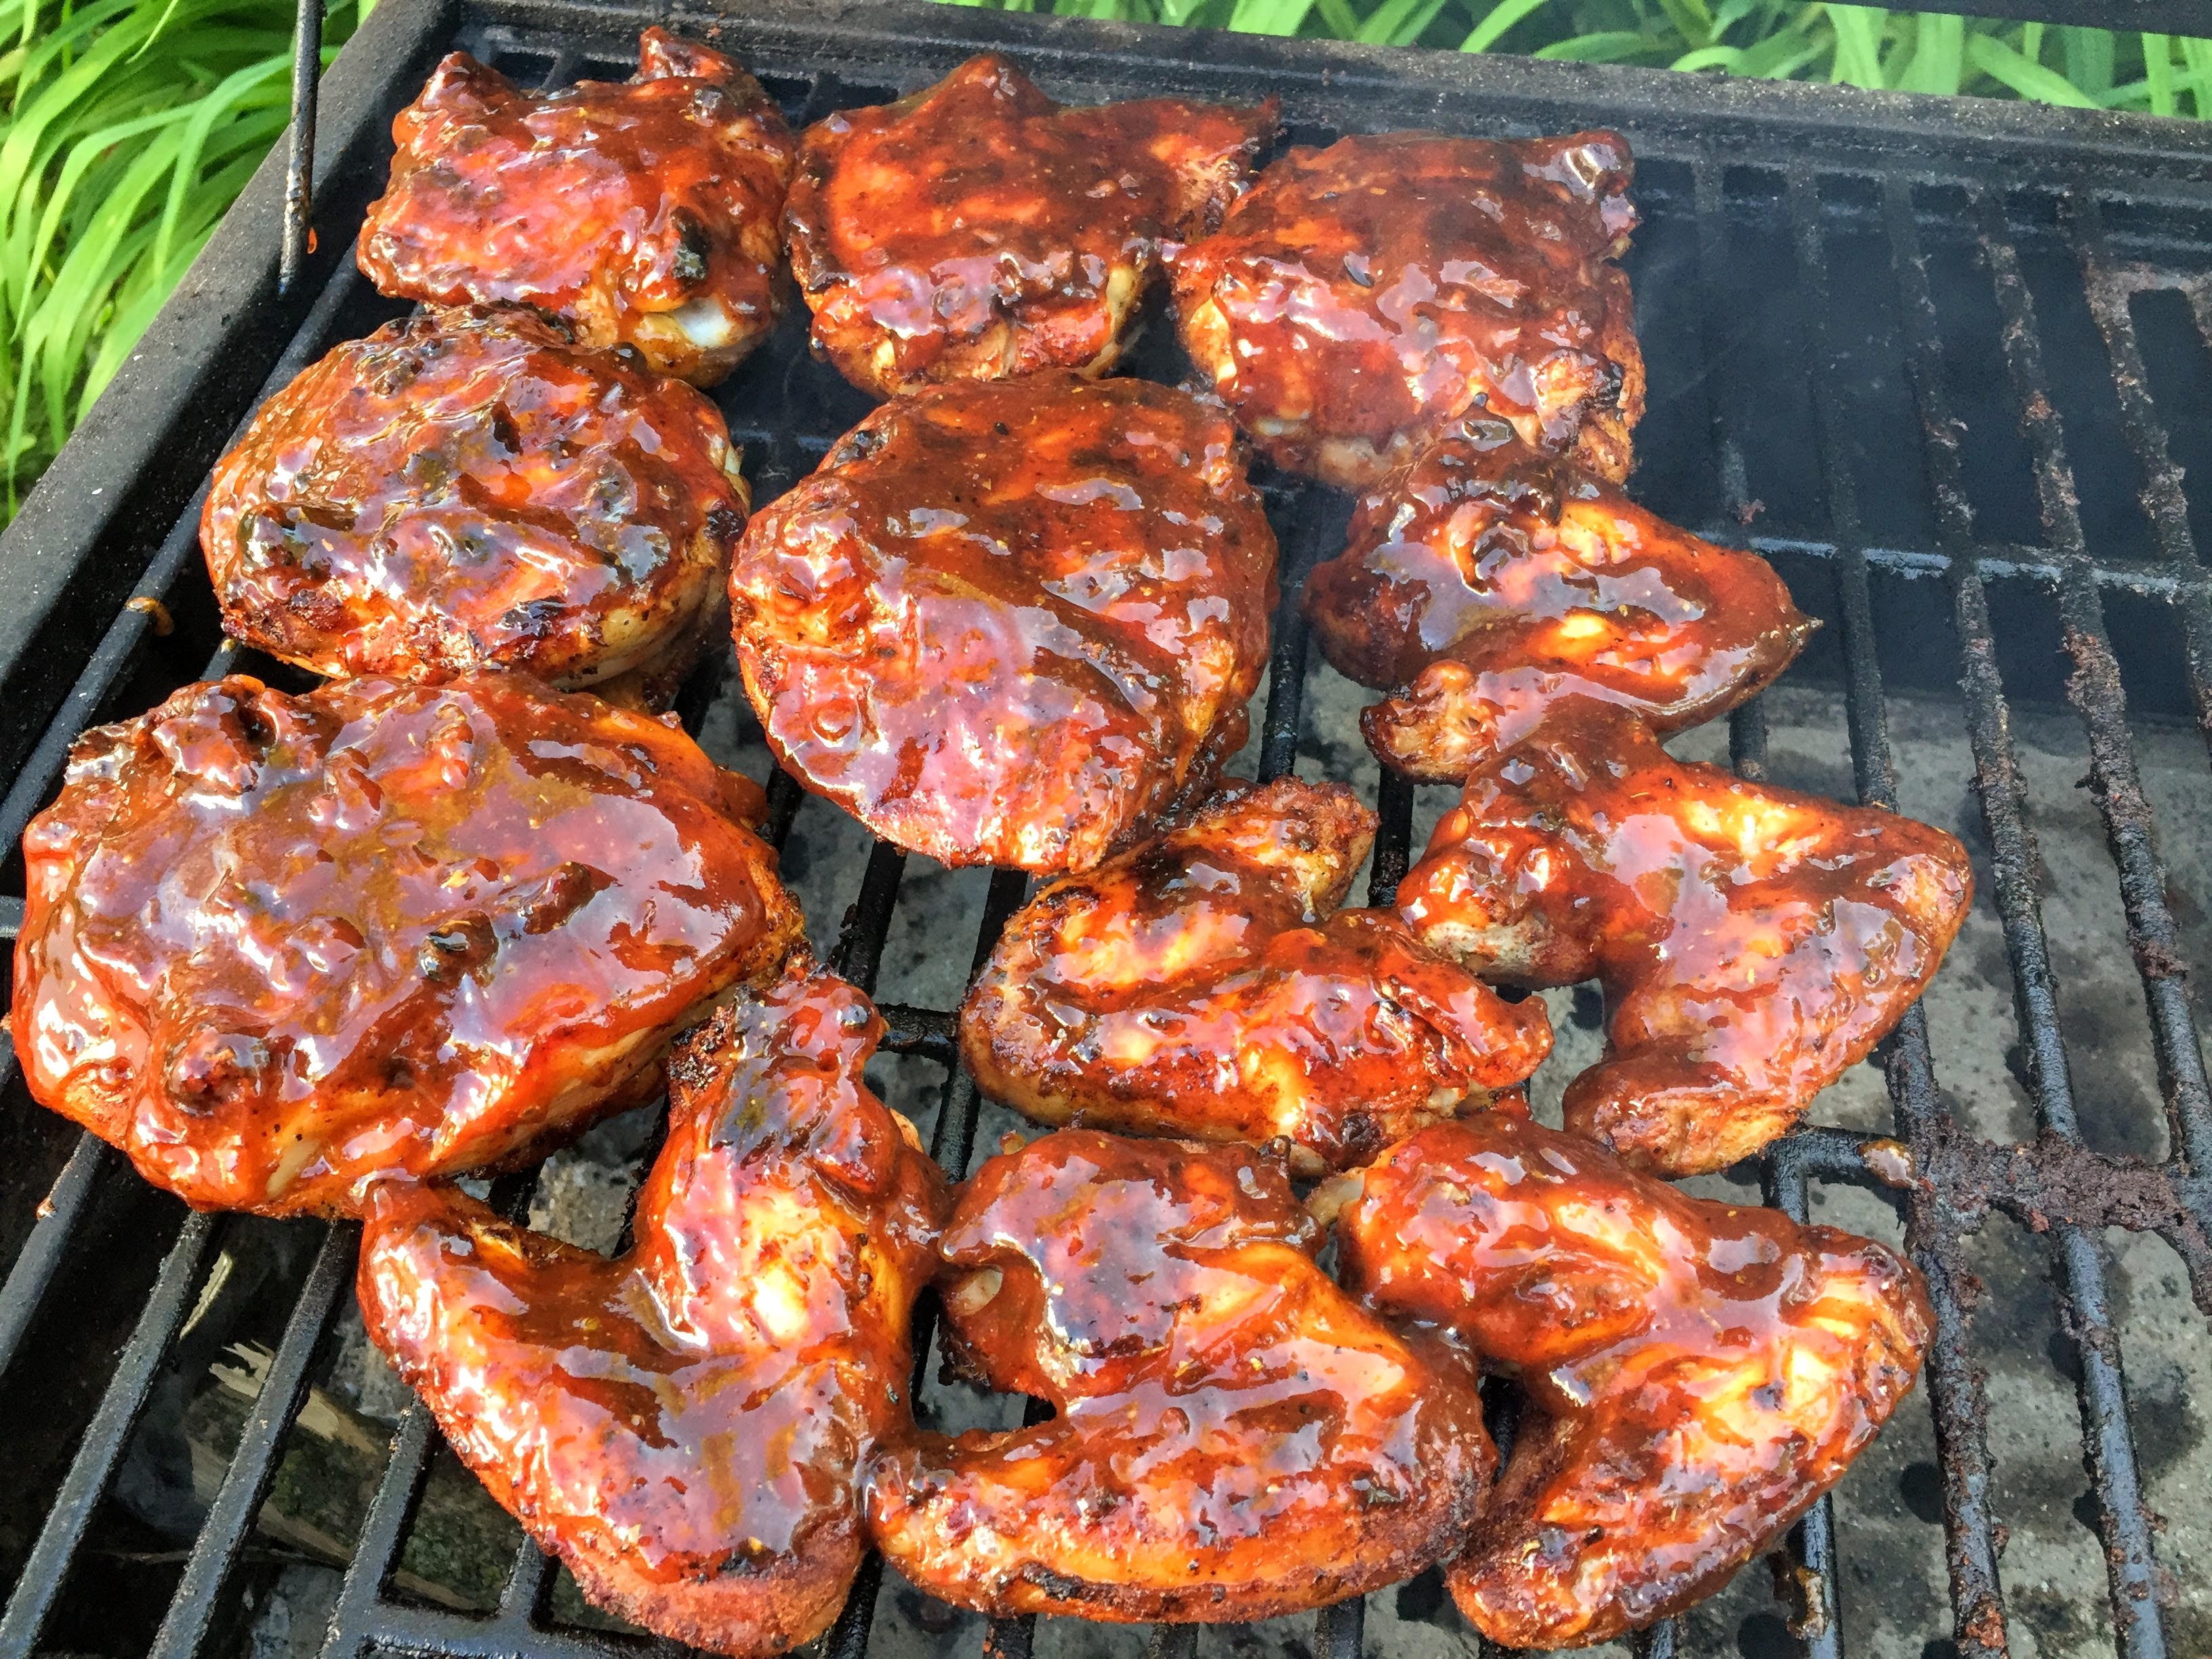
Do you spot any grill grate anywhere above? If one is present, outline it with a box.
[0,3,2209,1656]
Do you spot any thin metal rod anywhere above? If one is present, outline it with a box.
[149,1221,359,1659]
[1366,767,1416,908]
[1258,494,1328,783]
[0,1130,112,1382]
[0,1210,217,1659]
[1315,1593,1366,1659]
[1763,1150,1843,1659]
[830,839,908,994]
[279,0,324,293]
[1967,188,2175,1658]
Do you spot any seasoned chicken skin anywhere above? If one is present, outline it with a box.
[1172,132,1641,489]
[360,29,796,384]
[1305,427,1811,781]
[360,960,947,1655]
[12,673,800,1216]
[1395,701,1972,1173]
[961,778,1551,1171]
[867,1130,1492,1620]
[729,373,1277,873]
[1330,1117,1931,1648]
[784,55,1275,396]
[202,307,747,708]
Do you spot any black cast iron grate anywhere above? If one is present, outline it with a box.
[1,1,2211,1656]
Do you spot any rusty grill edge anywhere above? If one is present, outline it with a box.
[0,2,2209,1656]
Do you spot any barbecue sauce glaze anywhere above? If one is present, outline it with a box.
[729,371,1277,873]
[1331,1115,1931,1647]
[1172,131,1643,489]
[13,672,798,1215]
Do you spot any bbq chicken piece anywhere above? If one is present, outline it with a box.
[203,307,748,708]
[961,777,1551,1171]
[729,373,1277,873]
[783,54,1275,398]
[867,1130,1492,1621]
[12,672,802,1216]
[1171,131,1642,490]
[361,959,947,1655]
[360,29,796,385]
[1394,700,1971,1174]
[1328,1117,1931,1648]
[1304,426,1812,781]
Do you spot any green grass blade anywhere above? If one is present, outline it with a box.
[1461,0,1551,54]
[1226,0,1312,32]
[2142,33,2174,117]
[1533,29,1660,62]
[2060,23,2112,99]
[1967,30,2098,108]
[1897,14,1962,94]
[1355,0,1448,46]
[2182,35,2212,119]
[1824,5,1888,89]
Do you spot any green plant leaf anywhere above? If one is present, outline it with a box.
[2181,35,2212,119]
[2060,23,2112,98]
[2142,33,2173,117]
[1896,13,1962,96]
[1967,30,2098,108]
[1533,29,1660,62]
[1226,0,1312,32]
[1461,0,1551,54]
[1356,0,1449,45]
[1824,5,1887,89]
[1312,0,1361,35]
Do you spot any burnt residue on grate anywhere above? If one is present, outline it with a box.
[0,2,2209,1657]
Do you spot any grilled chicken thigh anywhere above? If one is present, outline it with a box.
[12,672,800,1216]
[729,373,1277,873]
[784,54,1275,396]
[1329,1117,1931,1648]
[1396,700,1972,1173]
[1304,426,1811,779]
[360,28,796,384]
[867,1130,1492,1620]
[203,307,747,707]
[961,778,1551,1170]
[1172,131,1641,489]
[361,960,947,1654]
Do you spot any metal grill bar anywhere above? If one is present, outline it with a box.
[1969,190,2177,1657]
[150,1221,359,1659]
[0,1132,112,1381]
[0,1210,216,1659]
[2065,194,2212,1181]
[1693,155,1848,1659]
[280,0,325,293]
[1891,163,2190,1659]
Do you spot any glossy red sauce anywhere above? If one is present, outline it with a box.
[962,777,1551,1170]
[867,1130,1493,1620]
[1395,698,1973,1172]
[729,371,1277,873]
[785,54,1275,394]
[1170,131,1643,489]
[1334,1117,1930,1647]
[13,672,800,1215]
[1303,426,1811,779]
[359,960,948,1654]
[202,306,747,705]
[360,28,796,384]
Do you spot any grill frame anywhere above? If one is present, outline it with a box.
[0,3,2209,1656]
